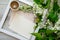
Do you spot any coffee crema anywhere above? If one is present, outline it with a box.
[10,1,19,9]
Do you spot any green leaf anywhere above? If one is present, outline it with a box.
[34,13,42,30]
[31,33,42,40]
[48,11,58,26]
[34,0,44,5]
[45,0,51,8]
[36,13,42,19]
[35,17,40,23]
[38,28,46,33]
[46,30,55,35]
[35,13,42,23]
[34,0,51,8]
[53,0,59,12]
[58,8,60,13]
[49,36,54,40]
[34,23,38,30]
[41,0,51,8]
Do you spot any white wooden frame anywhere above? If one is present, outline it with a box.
[19,0,33,6]
[0,0,34,40]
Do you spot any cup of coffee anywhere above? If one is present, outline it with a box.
[10,0,19,11]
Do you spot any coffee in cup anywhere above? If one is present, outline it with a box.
[10,1,19,11]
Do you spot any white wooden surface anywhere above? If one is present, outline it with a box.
[0,32,19,40]
[0,0,9,20]
[0,0,19,40]
[0,0,9,4]
[19,0,33,6]
[0,5,7,21]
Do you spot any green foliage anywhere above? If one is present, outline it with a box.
[36,13,42,22]
[34,0,51,8]
[32,33,42,40]
[19,5,33,12]
[34,23,38,30]
[32,28,60,40]
[32,0,60,40]
[53,0,60,12]
[34,13,42,30]
[47,0,60,26]
[58,8,60,13]
[47,10,58,26]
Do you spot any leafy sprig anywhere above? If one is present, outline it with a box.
[19,5,33,13]
[34,0,51,8]
[47,0,60,26]
[32,28,60,40]
[32,0,60,40]
[47,10,58,26]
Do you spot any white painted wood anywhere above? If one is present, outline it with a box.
[0,29,28,40]
[0,5,7,21]
[19,0,33,6]
[0,0,9,4]
[0,32,18,40]
[0,0,13,28]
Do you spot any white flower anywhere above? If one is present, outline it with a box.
[55,19,60,27]
[54,19,60,30]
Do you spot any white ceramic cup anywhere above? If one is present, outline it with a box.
[10,0,19,11]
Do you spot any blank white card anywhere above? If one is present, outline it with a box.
[8,12,35,39]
